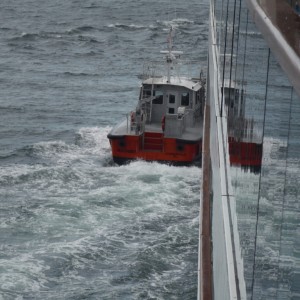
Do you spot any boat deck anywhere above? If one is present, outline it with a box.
[110,119,203,141]
[145,122,203,141]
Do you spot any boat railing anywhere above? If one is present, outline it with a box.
[140,60,206,81]
[164,112,186,138]
[194,106,202,121]
[140,96,153,123]
[184,108,200,127]
[126,110,146,135]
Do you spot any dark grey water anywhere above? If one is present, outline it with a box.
[0,0,209,299]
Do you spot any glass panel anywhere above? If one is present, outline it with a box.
[213,0,300,298]
[153,91,163,105]
[251,53,300,299]
[168,108,175,114]
[181,92,189,106]
[143,89,152,98]
[169,94,176,104]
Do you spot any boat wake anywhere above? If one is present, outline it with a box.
[0,126,201,299]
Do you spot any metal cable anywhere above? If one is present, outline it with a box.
[233,0,242,86]
[226,0,238,152]
[228,0,237,100]
[221,0,230,117]
[232,0,243,191]
[276,86,293,297]
[241,10,249,95]
[250,48,271,300]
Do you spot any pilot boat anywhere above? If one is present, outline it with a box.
[107,28,206,164]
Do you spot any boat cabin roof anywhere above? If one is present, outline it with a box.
[143,76,202,92]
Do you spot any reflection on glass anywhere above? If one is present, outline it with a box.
[214,0,300,298]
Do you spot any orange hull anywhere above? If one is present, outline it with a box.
[108,132,201,164]
[228,137,263,168]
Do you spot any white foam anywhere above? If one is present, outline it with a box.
[160,18,195,29]
[0,127,201,297]
[106,23,147,30]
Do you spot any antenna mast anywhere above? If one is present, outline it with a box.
[160,26,183,83]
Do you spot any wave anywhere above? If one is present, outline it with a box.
[106,23,149,31]
[62,71,99,77]
[8,29,101,45]
[74,127,111,155]
[10,32,40,42]
[0,127,113,188]
[0,27,12,31]
[106,19,194,32]
[28,127,112,161]
[77,34,100,44]
[159,18,195,28]
[75,25,97,32]
[66,25,98,35]
[1,126,111,163]
[0,105,25,112]
[9,31,63,43]
[82,4,102,9]
[0,125,200,298]
[106,19,195,32]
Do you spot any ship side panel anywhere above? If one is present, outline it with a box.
[108,135,201,164]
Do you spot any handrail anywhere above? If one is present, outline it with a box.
[205,4,247,298]
[198,102,212,300]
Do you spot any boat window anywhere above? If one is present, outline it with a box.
[153,90,163,104]
[143,90,152,98]
[169,94,176,104]
[168,108,175,114]
[181,92,189,106]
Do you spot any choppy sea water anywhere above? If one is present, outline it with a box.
[0,0,209,299]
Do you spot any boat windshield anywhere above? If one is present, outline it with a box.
[153,90,163,104]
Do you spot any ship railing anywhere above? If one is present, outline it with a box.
[126,110,146,135]
[164,112,187,138]
[140,60,207,81]
[193,106,202,121]
[200,6,247,300]
[184,108,200,127]
[140,96,153,123]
